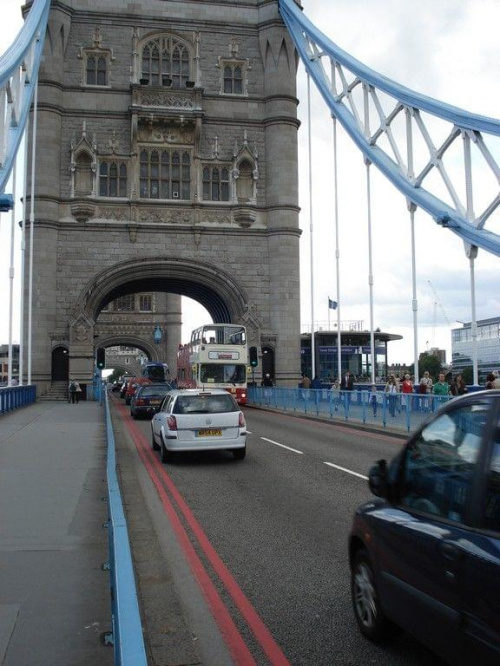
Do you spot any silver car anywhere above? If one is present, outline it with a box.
[151,388,247,462]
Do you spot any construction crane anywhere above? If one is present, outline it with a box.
[427,280,451,347]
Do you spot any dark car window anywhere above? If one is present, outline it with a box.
[173,394,238,415]
[139,385,169,397]
[482,421,500,533]
[160,395,173,412]
[400,400,491,523]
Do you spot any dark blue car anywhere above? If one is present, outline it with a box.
[349,389,500,665]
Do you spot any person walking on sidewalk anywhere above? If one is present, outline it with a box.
[69,379,82,404]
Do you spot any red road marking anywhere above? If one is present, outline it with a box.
[116,400,291,666]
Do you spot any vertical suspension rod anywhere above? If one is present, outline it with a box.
[307,71,316,379]
[28,81,38,385]
[332,115,342,383]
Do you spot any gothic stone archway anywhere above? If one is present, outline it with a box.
[67,257,265,385]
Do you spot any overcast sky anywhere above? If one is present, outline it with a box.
[1,0,498,365]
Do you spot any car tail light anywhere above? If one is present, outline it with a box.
[167,415,177,431]
[238,412,245,427]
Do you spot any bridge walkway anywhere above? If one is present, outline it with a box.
[0,400,113,666]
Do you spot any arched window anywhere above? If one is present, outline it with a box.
[141,36,191,88]
[203,166,230,201]
[139,148,191,199]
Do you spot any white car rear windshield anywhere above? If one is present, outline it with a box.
[173,394,238,414]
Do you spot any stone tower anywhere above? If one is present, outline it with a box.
[27,0,301,394]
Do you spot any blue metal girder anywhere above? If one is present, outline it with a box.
[0,0,51,194]
[279,0,500,257]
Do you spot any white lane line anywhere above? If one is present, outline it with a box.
[261,437,303,455]
[324,462,368,480]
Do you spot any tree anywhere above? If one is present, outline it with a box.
[460,366,473,385]
[416,352,442,381]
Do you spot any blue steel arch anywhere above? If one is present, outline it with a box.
[279,0,500,257]
[0,0,50,200]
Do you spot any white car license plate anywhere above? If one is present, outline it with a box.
[197,429,222,437]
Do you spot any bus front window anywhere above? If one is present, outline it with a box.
[199,364,246,384]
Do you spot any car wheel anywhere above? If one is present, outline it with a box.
[351,549,395,642]
[233,447,246,460]
[151,429,160,451]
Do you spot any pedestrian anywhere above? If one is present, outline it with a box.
[450,373,467,396]
[369,384,378,417]
[311,375,321,389]
[330,378,340,411]
[340,370,354,408]
[401,373,413,410]
[492,371,500,389]
[68,378,81,404]
[433,372,450,409]
[311,375,322,407]
[419,371,433,411]
[485,372,496,389]
[384,375,398,417]
[300,373,311,401]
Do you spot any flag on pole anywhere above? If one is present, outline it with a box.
[328,298,338,310]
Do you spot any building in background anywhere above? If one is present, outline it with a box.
[0,344,19,381]
[452,317,500,381]
[300,322,402,382]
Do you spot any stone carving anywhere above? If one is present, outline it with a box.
[137,126,194,144]
[200,212,232,226]
[75,324,88,342]
[139,92,195,109]
[98,207,130,221]
[137,208,193,225]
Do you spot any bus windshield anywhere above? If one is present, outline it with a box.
[199,364,246,385]
[142,363,169,382]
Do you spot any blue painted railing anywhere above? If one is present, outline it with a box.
[0,384,36,414]
[104,391,148,666]
[249,387,454,433]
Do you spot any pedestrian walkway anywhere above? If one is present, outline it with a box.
[0,400,113,666]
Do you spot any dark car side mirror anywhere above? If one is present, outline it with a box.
[368,459,389,499]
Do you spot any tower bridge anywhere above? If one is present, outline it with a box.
[1,0,499,393]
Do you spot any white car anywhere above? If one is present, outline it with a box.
[151,388,247,462]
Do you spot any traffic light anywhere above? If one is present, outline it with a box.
[96,347,106,370]
[249,346,258,367]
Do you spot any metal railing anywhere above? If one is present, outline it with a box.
[249,387,453,433]
[104,391,148,666]
[0,384,36,414]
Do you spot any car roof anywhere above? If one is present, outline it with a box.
[167,388,234,397]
